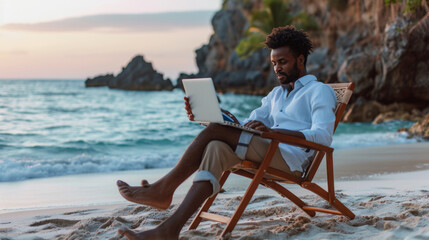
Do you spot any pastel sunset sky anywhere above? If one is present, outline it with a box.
[0,0,222,80]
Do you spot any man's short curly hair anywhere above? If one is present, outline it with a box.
[265,25,313,65]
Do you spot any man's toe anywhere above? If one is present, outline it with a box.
[140,179,150,187]
[117,180,130,187]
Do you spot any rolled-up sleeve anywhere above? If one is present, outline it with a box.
[301,85,337,146]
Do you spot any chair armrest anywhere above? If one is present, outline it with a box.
[259,132,333,153]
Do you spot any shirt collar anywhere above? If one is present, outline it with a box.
[283,74,316,92]
[295,74,316,87]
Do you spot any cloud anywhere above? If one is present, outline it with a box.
[0,10,215,32]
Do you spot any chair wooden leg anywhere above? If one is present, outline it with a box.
[331,197,355,219]
[325,151,335,203]
[220,169,264,237]
[220,141,279,237]
[302,182,355,219]
[188,170,231,230]
[261,180,316,217]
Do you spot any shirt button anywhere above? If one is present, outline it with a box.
[280,110,283,112]
[276,125,279,127]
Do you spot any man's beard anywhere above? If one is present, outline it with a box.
[277,62,300,85]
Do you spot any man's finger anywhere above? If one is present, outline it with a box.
[189,114,194,121]
[244,120,256,127]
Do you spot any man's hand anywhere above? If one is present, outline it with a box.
[245,121,306,139]
[184,96,194,121]
[244,120,272,132]
[221,109,240,124]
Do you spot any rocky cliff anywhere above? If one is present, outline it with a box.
[86,55,173,91]
[178,1,276,94]
[179,0,428,125]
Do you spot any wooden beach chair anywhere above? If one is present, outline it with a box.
[188,82,356,237]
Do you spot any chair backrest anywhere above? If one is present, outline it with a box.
[329,83,355,131]
[303,82,355,181]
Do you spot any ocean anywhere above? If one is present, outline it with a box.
[0,80,417,183]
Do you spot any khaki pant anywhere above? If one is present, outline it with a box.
[194,135,302,196]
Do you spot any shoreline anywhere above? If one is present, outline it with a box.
[2,167,429,213]
[1,142,428,212]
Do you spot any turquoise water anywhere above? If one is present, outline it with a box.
[0,80,417,182]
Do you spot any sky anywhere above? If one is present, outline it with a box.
[0,0,222,80]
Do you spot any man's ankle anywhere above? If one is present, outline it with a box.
[157,222,181,239]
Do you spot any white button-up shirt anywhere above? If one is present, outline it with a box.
[243,74,337,172]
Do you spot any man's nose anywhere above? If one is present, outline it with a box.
[274,65,281,73]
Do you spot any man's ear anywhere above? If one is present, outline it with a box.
[297,54,305,67]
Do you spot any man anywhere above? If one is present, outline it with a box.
[116,25,337,239]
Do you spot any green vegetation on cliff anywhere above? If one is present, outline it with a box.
[385,0,424,13]
[235,0,318,58]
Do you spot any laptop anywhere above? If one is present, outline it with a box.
[182,78,262,134]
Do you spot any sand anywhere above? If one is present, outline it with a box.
[1,142,428,239]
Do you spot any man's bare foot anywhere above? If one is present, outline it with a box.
[116,180,172,210]
[118,227,177,240]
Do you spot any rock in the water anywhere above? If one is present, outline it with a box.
[344,97,424,123]
[372,110,422,124]
[86,55,173,91]
[408,113,429,139]
[85,74,115,87]
[109,55,173,91]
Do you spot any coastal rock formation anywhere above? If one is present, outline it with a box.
[86,55,173,91]
[193,8,248,75]
[343,98,425,123]
[176,0,277,95]
[407,113,429,139]
[85,74,115,87]
[109,56,173,91]
[181,0,428,124]
[337,53,376,99]
[372,110,423,124]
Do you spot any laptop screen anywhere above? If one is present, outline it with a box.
[182,78,224,124]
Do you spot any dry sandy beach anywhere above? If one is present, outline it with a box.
[1,142,428,239]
